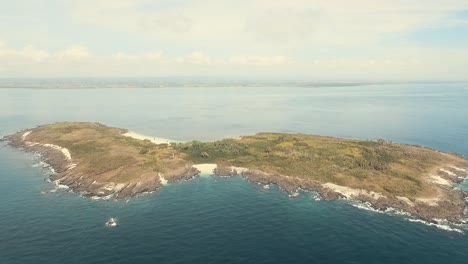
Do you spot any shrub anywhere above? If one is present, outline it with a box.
[139,148,149,154]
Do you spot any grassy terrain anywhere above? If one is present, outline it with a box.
[175,133,467,198]
[23,122,468,199]
[26,122,190,183]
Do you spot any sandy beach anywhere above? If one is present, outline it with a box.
[193,164,217,175]
[123,131,178,145]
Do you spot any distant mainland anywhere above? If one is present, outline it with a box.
[2,122,468,225]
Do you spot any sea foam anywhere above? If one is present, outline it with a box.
[407,219,465,234]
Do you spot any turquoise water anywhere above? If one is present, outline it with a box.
[1,82,468,263]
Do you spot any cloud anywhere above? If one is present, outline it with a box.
[56,46,91,60]
[0,44,50,62]
[1,1,468,79]
[70,0,468,47]
[244,9,318,43]
[0,42,467,80]
[227,55,293,66]
[140,13,193,33]
[0,42,295,77]
[0,43,92,62]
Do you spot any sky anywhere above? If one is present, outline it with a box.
[1,0,468,80]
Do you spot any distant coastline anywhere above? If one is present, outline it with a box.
[2,78,466,90]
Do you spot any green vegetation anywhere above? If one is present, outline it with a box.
[174,133,464,197]
[25,122,191,183]
[22,122,468,199]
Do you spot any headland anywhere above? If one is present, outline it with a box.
[3,122,468,225]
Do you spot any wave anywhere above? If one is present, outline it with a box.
[90,194,114,201]
[41,180,70,194]
[311,193,322,201]
[32,159,56,175]
[407,219,465,234]
[53,180,69,189]
[349,200,465,234]
[288,192,299,198]
[350,200,381,213]
[250,181,463,234]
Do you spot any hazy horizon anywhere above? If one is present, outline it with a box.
[1,77,467,90]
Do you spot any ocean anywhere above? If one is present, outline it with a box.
[0,81,467,263]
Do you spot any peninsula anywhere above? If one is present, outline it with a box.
[3,122,468,224]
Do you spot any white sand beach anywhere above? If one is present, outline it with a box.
[192,164,248,176]
[123,131,178,145]
[193,164,217,176]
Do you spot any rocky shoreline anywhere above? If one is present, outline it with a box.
[2,130,199,199]
[2,126,468,229]
[213,165,468,226]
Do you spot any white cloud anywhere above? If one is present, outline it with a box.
[56,46,91,61]
[0,42,467,80]
[70,0,468,47]
[1,1,468,79]
[0,44,50,62]
[227,55,293,66]
[140,13,193,34]
[112,51,164,61]
[0,43,295,77]
[176,52,212,64]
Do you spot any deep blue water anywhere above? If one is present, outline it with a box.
[1,82,468,264]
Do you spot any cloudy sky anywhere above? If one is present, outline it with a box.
[1,0,468,80]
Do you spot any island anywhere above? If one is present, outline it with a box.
[2,122,468,225]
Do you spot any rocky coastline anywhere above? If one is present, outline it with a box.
[214,165,468,225]
[2,123,468,229]
[2,130,199,199]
